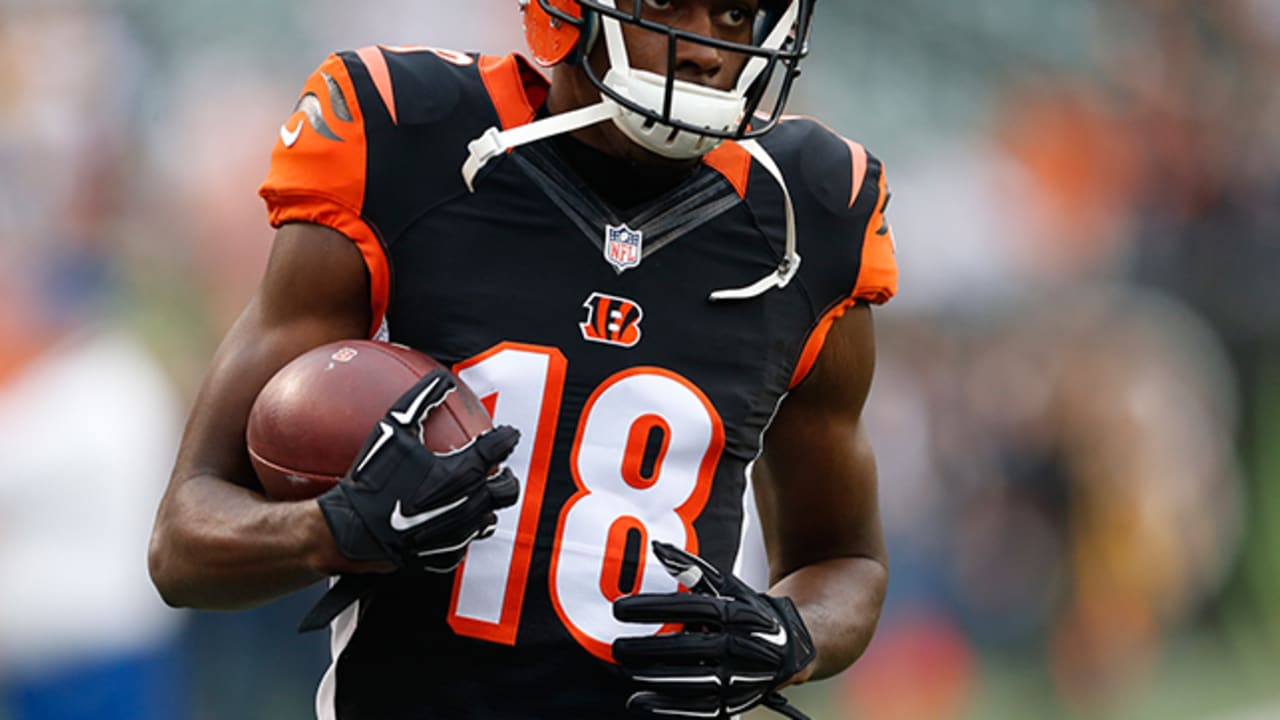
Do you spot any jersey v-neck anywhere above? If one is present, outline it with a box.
[475,53,755,273]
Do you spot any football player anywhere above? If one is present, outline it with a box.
[148,0,897,718]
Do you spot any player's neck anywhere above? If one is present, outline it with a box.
[548,131,698,212]
[546,66,698,172]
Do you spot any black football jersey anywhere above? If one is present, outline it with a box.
[260,45,897,720]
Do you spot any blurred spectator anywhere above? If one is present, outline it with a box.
[0,250,188,719]
[0,6,188,719]
[2,0,1277,717]
[847,288,1244,718]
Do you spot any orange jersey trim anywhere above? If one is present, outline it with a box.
[702,141,751,198]
[355,46,398,125]
[787,296,858,390]
[264,200,389,338]
[620,414,672,490]
[781,113,867,207]
[853,165,898,304]
[260,54,366,211]
[447,343,567,646]
[599,517,648,603]
[478,54,547,131]
[259,53,388,337]
[551,366,722,663]
[788,152,898,389]
[845,138,868,208]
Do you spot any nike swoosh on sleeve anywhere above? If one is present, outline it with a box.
[280,118,304,147]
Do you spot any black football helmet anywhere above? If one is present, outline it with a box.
[520,0,815,158]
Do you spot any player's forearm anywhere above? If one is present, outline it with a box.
[148,474,336,610]
[770,554,888,682]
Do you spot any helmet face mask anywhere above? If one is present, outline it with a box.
[522,0,815,158]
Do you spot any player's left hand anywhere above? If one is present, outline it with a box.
[612,541,817,720]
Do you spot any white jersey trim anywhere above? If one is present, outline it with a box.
[315,584,361,720]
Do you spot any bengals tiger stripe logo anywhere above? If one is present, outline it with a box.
[579,292,644,348]
[280,71,353,148]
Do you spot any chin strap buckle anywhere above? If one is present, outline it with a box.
[709,139,801,302]
[460,101,620,192]
[709,252,801,302]
[462,127,506,193]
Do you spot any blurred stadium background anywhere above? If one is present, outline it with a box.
[2,0,1279,718]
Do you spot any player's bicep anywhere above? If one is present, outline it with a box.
[754,303,885,583]
[169,223,371,492]
[258,51,391,337]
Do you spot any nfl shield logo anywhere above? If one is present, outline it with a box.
[604,224,643,272]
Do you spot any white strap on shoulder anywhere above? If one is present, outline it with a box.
[708,139,801,302]
[461,101,618,191]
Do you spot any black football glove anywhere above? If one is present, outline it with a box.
[299,371,519,631]
[319,370,520,569]
[612,541,816,720]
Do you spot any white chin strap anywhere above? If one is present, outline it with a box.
[461,100,617,192]
[465,0,801,182]
[460,0,803,300]
[460,114,800,302]
[707,138,800,301]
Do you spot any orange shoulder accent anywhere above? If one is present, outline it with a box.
[258,54,388,337]
[852,164,898,304]
[845,138,868,208]
[478,54,546,130]
[702,141,751,198]
[355,46,397,125]
[787,296,858,390]
[780,114,866,207]
[266,202,389,340]
[788,157,898,389]
[259,54,366,213]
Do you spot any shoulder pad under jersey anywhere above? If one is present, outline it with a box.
[758,116,898,307]
[257,47,545,335]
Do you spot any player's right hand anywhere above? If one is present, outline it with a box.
[316,370,521,574]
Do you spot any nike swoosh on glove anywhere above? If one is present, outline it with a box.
[612,541,816,720]
[300,371,520,631]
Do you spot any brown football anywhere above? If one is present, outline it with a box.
[246,340,493,501]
